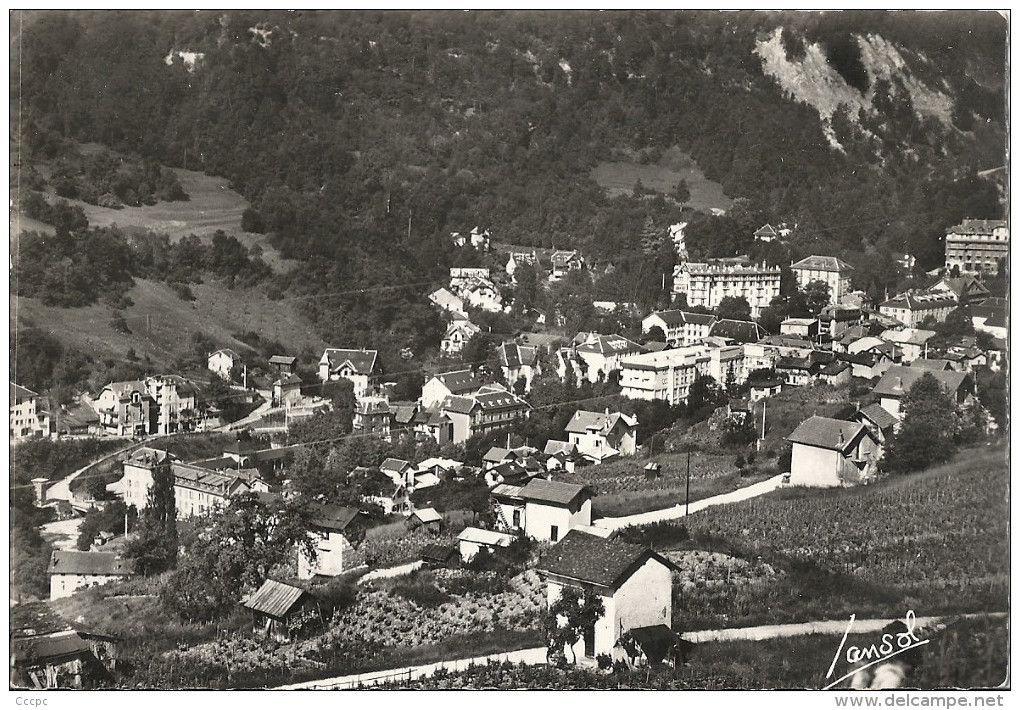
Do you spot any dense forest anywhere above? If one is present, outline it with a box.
[10,10,1007,386]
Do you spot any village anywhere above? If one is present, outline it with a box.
[9,215,1008,689]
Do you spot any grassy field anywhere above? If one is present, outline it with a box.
[594,470,771,518]
[591,146,732,213]
[13,277,327,372]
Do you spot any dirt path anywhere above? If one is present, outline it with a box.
[594,474,786,531]
[44,439,140,502]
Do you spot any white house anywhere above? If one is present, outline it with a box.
[791,255,855,306]
[461,279,504,313]
[120,447,176,510]
[641,310,717,347]
[297,504,363,579]
[428,287,466,316]
[11,382,47,442]
[879,329,936,364]
[785,416,882,487]
[49,551,137,600]
[497,342,541,393]
[537,531,676,661]
[421,369,481,408]
[564,410,638,462]
[207,348,241,380]
[441,317,481,356]
[318,348,379,398]
[574,333,644,384]
[491,479,594,543]
[871,366,972,420]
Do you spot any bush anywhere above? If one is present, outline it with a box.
[170,282,196,301]
[389,572,451,608]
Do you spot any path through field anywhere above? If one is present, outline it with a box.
[44,439,139,502]
[593,473,786,531]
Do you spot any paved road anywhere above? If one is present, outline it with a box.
[44,440,141,502]
[594,474,786,531]
[223,393,276,431]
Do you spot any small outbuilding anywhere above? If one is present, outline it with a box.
[243,579,320,642]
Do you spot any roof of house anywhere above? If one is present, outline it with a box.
[880,292,957,311]
[625,624,680,664]
[274,373,303,387]
[551,249,581,266]
[243,579,307,618]
[421,543,458,563]
[933,276,990,300]
[11,630,92,665]
[873,366,969,398]
[791,255,855,272]
[458,526,514,546]
[576,334,642,356]
[472,386,529,412]
[412,507,443,524]
[483,446,513,463]
[838,351,882,367]
[210,348,241,360]
[189,456,238,471]
[103,380,151,401]
[416,456,462,472]
[880,328,937,346]
[356,398,390,416]
[645,309,686,327]
[786,416,871,452]
[48,551,135,576]
[497,342,539,369]
[433,369,481,394]
[126,447,175,467]
[445,319,481,337]
[490,482,527,499]
[776,356,814,371]
[564,410,637,436]
[819,361,851,376]
[857,403,900,429]
[754,224,778,237]
[709,319,767,343]
[681,311,717,326]
[11,382,38,402]
[321,348,378,375]
[380,458,412,473]
[544,439,578,456]
[520,479,591,507]
[911,358,953,371]
[536,530,675,589]
[307,504,360,532]
[945,218,1007,235]
[414,472,441,488]
[269,355,297,365]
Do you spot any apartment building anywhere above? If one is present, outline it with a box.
[672,261,781,318]
[944,219,1008,275]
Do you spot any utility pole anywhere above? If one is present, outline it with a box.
[685,450,691,515]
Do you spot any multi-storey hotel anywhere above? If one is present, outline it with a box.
[944,219,1008,275]
[791,255,855,305]
[672,261,781,318]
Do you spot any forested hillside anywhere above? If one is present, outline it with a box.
[11,11,1006,386]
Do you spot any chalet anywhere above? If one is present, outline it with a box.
[497,342,541,393]
[708,319,767,344]
[380,457,415,487]
[353,396,391,441]
[880,329,937,364]
[926,276,990,306]
[748,380,783,402]
[564,410,638,462]
[269,354,297,374]
[407,507,443,534]
[207,348,241,380]
[440,383,530,444]
[550,250,584,280]
[11,382,48,441]
[461,278,504,312]
[641,310,717,347]
[492,479,594,543]
[457,526,514,562]
[428,287,466,316]
[853,403,899,446]
[818,360,852,387]
[537,531,677,661]
[441,317,481,356]
[273,373,303,407]
[49,551,137,600]
[297,504,364,579]
[786,416,882,487]
[837,350,894,381]
[318,348,378,398]
[244,579,320,642]
[872,366,973,420]
[422,369,481,408]
[879,292,956,328]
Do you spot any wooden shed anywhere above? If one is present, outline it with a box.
[242,579,320,642]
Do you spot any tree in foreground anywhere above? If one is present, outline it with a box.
[714,296,752,322]
[883,373,962,473]
[544,586,606,666]
[124,461,177,574]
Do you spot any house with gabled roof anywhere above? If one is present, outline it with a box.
[428,286,466,316]
[872,366,973,420]
[380,458,415,487]
[421,369,482,408]
[497,342,542,393]
[297,504,364,580]
[411,408,454,445]
[550,250,584,280]
[573,333,644,384]
[269,354,297,374]
[273,372,303,407]
[879,328,937,364]
[879,292,956,328]
[536,530,677,660]
[441,317,481,356]
[641,310,717,347]
[354,396,391,441]
[564,410,638,462]
[837,350,893,380]
[926,275,990,306]
[458,526,514,562]
[791,255,855,306]
[709,319,767,344]
[754,224,779,242]
[318,348,379,398]
[853,403,899,446]
[786,416,881,487]
[243,579,319,642]
[11,382,48,442]
[207,348,241,380]
[172,461,252,518]
[491,478,594,542]
[94,380,156,437]
[440,383,530,444]
[49,551,137,600]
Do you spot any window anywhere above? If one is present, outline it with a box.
[550,525,559,542]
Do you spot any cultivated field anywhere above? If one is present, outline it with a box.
[591,146,733,213]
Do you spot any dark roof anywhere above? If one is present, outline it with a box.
[10,602,72,638]
[945,218,1007,235]
[709,319,766,343]
[880,292,956,311]
[322,348,378,375]
[857,403,899,429]
[645,310,685,327]
[433,369,481,394]
[520,479,592,506]
[820,361,850,376]
[838,351,881,367]
[48,551,135,576]
[536,531,674,589]
[873,366,969,398]
[625,625,679,664]
[498,342,539,369]
[681,311,717,326]
[307,504,360,532]
[791,255,854,272]
[11,631,91,665]
[421,543,458,564]
[912,358,953,371]
[275,373,302,386]
[786,416,870,452]
[776,356,814,371]
[189,456,237,471]
[269,355,297,365]
[243,579,307,618]
[390,402,419,425]
[11,382,38,402]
